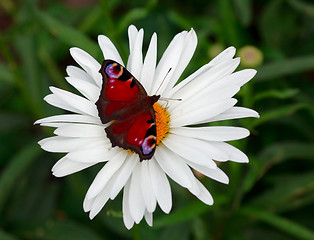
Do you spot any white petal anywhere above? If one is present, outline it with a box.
[123,179,135,229]
[46,87,98,117]
[210,142,249,163]
[66,145,119,163]
[144,211,153,227]
[88,179,112,219]
[65,76,100,102]
[210,46,236,64]
[162,134,217,168]
[54,123,106,138]
[187,160,229,184]
[98,35,124,66]
[88,172,122,219]
[149,158,172,213]
[169,69,250,112]
[208,106,260,122]
[44,94,80,115]
[189,178,213,205]
[172,70,242,111]
[155,145,194,188]
[140,161,157,212]
[110,153,138,199]
[168,47,237,97]
[168,61,213,97]
[83,194,95,212]
[69,47,102,87]
[86,151,127,200]
[89,196,110,219]
[127,28,143,79]
[35,114,101,125]
[38,136,103,153]
[66,65,95,85]
[168,134,229,161]
[170,126,250,141]
[151,31,185,95]
[171,58,240,104]
[169,82,240,114]
[52,157,95,177]
[127,25,138,55]
[165,133,229,162]
[129,163,146,224]
[170,98,237,127]
[222,69,257,87]
[163,29,197,96]
[38,122,66,128]
[140,33,157,93]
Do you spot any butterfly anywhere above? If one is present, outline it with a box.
[96,60,160,161]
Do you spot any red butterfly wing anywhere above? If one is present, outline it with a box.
[96,60,147,123]
[96,60,160,160]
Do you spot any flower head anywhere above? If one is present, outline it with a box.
[36,25,259,229]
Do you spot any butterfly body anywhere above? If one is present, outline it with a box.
[96,60,160,161]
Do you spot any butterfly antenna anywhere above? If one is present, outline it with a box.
[155,68,172,95]
[160,97,182,107]
[159,97,182,101]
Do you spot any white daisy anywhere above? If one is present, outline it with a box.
[36,25,259,229]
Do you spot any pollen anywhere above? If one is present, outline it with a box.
[153,102,170,144]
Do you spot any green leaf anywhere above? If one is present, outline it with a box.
[254,88,299,101]
[259,0,284,46]
[6,157,59,221]
[40,220,103,240]
[154,201,210,228]
[191,218,210,240]
[218,0,241,46]
[258,142,314,162]
[256,55,314,81]
[158,223,191,240]
[35,10,99,58]
[0,63,13,84]
[0,229,19,240]
[0,22,42,118]
[37,34,69,91]
[168,11,194,30]
[241,208,314,240]
[233,0,252,26]
[288,0,314,18]
[117,8,148,34]
[0,142,41,214]
[248,171,314,212]
[250,103,310,128]
[243,142,314,193]
[78,7,102,33]
[0,112,28,132]
[14,33,42,112]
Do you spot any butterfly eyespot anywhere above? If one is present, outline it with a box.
[141,136,156,155]
[106,63,123,78]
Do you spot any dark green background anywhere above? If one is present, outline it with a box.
[1,0,314,239]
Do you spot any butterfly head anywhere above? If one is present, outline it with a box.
[150,95,160,105]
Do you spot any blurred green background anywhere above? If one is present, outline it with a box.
[1,0,314,239]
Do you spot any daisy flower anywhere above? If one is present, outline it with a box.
[36,25,259,229]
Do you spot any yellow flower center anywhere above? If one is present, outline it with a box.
[153,102,170,144]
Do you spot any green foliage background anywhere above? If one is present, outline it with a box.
[1,0,314,239]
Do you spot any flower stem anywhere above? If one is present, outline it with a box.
[132,224,141,240]
[0,31,41,118]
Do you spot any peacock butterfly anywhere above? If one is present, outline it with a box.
[96,60,160,161]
